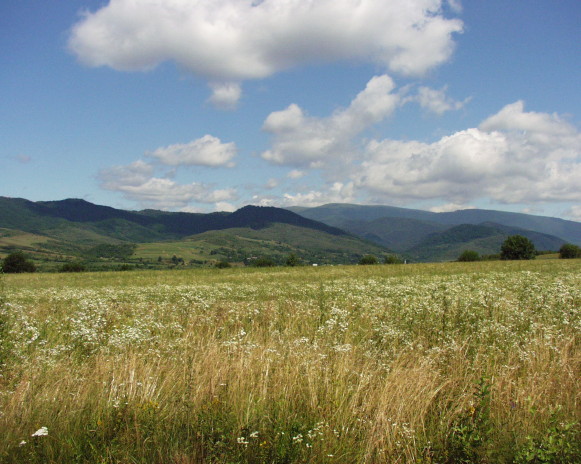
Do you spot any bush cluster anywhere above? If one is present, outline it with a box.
[1,252,36,273]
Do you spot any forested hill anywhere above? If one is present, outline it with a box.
[289,203,581,246]
[0,197,347,241]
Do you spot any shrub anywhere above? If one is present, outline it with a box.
[458,250,480,262]
[500,235,536,260]
[514,420,580,464]
[215,260,231,269]
[384,255,404,264]
[285,253,300,267]
[1,252,36,273]
[559,243,581,259]
[59,262,86,273]
[359,254,378,265]
[85,243,136,259]
[253,257,275,267]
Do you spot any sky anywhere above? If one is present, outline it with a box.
[1,0,580,221]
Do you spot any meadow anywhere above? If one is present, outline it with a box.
[0,260,579,463]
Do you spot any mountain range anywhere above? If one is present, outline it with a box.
[1,197,578,269]
[0,197,387,269]
[287,203,580,261]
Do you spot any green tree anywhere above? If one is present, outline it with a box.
[59,262,86,273]
[458,250,480,262]
[285,253,300,267]
[559,243,581,259]
[215,260,231,269]
[1,252,36,273]
[500,235,536,260]
[359,254,378,265]
[384,255,403,264]
[253,257,275,267]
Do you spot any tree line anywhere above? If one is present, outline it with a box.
[2,237,580,273]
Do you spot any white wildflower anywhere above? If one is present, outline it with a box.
[32,426,48,437]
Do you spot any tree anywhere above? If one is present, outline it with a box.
[285,253,300,267]
[59,262,86,273]
[500,235,536,260]
[253,257,275,267]
[384,255,403,264]
[215,260,231,269]
[1,252,36,273]
[458,250,480,262]
[359,254,378,265]
[559,243,581,259]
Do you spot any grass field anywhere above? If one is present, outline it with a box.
[1,260,579,463]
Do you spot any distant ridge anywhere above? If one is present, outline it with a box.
[288,203,580,246]
[1,197,392,268]
[2,197,577,265]
[0,197,347,240]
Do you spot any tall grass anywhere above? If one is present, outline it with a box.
[0,260,579,463]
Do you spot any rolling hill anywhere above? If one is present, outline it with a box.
[0,197,388,268]
[288,203,579,261]
[287,203,581,245]
[405,223,566,262]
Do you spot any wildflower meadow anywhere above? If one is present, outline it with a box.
[0,260,579,463]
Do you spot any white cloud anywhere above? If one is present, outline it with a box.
[262,75,399,167]
[248,182,355,208]
[69,0,462,101]
[98,160,237,210]
[98,160,154,190]
[149,135,237,167]
[446,0,463,14]
[208,82,242,108]
[354,102,581,205]
[480,101,579,154]
[281,182,356,207]
[429,203,475,213]
[215,201,236,212]
[265,178,278,189]
[287,169,306,179]
[415,85,470,115]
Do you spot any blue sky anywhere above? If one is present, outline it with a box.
[1,0,580,220]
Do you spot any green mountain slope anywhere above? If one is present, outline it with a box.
[0,197,389,268]
[406,223,566,262]
[135,224,389,266]
[337,217,448,252]
[289,203,581,246]
[1,198,346,240]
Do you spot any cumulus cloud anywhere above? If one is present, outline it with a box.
[149,135,236,167]
[98,160,154,190]
[287,170,306,179]
[429,203,475,213]
[414,85,470,115]
[208,82,242,109]
[69,0,462,104]
[354,102,581,205]
[446,0,463,14]
[262,75,399,167]
[215,201,237,212]
[98,160,237,210]
[281,182,356,207]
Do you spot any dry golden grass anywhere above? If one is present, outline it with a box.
[0,260,579,463]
